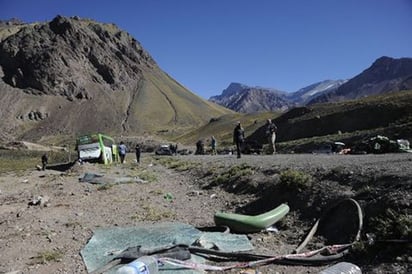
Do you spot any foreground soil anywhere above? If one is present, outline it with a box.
[0,153,411,274]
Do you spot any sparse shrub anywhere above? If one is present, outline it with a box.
[203,167,216,177]
[0,150,42,173]
[136,170,157,182]
[131,205,176,221]
[369,209,412,240]
[97,183,114,191]
[279,169,312,190]
[31,250,63,264]
[227,163,254,177]
[211,164,254,186]
[168,161,188,170]
[351,239,368,255]
[213,174,230,185]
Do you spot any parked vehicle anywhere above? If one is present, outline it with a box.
[312,142,345,154]
[155,144,173,156]
[76,133,117,164]
[351,135,410,154]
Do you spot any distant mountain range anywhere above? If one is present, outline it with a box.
[210,57,412,113]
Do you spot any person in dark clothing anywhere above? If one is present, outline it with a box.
[195,140,205,155]
[265,119,278,154]
[41,153,48,170]
[233,121,245,158]
[210,136,217,155]
[169,144,178,155]
[135,144,141,164]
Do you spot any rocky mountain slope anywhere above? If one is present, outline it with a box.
[209,82,292,113]
[307,56,412,104]
[0,16,232,143]
[288,79,347,104]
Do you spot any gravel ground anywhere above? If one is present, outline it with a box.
[181,153,412,177]
[0,152,411,274]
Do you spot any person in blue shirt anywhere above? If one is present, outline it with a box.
[118,141,127,163]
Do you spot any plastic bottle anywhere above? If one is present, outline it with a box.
[319,262,362,274]
[116,256,159,274]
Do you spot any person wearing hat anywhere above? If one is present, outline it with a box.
[233,121,245,158]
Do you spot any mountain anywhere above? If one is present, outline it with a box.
[209,80,346,113]
[288,80,347,104]
[209,83,292,113]
[308,56,412,104]
[0,16,232,143]
[210,57,412,112]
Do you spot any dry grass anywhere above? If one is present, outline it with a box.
[30,250,63,264]
[131,204,176,222]
[0,150,75,174]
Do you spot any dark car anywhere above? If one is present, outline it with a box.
[155,144,173,156]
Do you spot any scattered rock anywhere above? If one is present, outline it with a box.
[28,195,50,207]
[187,190,203,196]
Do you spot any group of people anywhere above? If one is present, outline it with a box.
[194,119,277,158]
[41,119,277,169]
[233,119,277,158]
[118,118,277,161]
[118,141,141,164]
[195,136,217,155]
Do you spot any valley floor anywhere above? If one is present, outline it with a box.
[0,153,411,273]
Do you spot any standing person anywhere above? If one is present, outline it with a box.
[169,143,178,155]
[135,143,141,164]
[195,139,205,155]
[118,141,127,164]
[233,121,245,158]
[210,136,217,155]
[41,153,48,170]
[265,119,278,154]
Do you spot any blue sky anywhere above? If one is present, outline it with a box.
[1,0,411,99]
